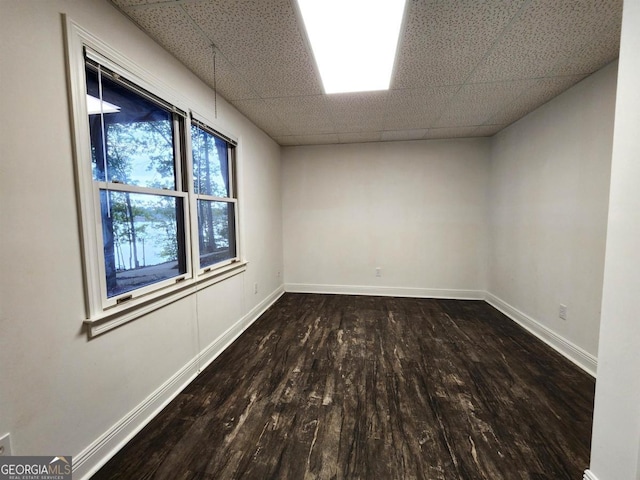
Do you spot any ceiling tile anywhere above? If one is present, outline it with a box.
[469,0,623,83]
[384,86,459,130]
[338,132,383,144]
[473,125,506,136]
[182,0,322,98]
[263,96,335,135]
[112,0,166,6]
[434,80,535,127]
[381,129,429,142]
[487,74,587,125]
[273,136,300,146]
[326,92,390,132]
[552,17,621,76]
[393,0,527,89]
[425,127,483,139]
[275,134,340,146]
[200,50,258,101]
[122,5,257,100]
[231,98,289,137]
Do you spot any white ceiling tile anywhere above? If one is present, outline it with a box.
[182,0,322,98]
[326,92,390,132]
[112,0,164,6]
[474,125,506,136]
[551,16,621,76]
[384,86,459,130]
[434,80,535,127]
[393,0,527,88]
[275,134,340,146]
[231,98,289,137]
[263,96,335,135]
[381,129,429,142]
[487,74,587,125]
[198,50,258,101]
[425,127,486,139]
[122,5,257,101]
[273,136,300,146]
[338,132,383,144]
[469,0,623,83]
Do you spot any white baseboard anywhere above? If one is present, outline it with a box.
[485,292,597,377]
[285,283,485,300]
[197,286,285,373]
[584,469,599,480]
[73,286,285,480]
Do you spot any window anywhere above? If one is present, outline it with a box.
[190,121,238,271]
[85,60,188,301]
[65,20,244,334]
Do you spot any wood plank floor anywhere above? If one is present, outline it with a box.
[91,293,595,480]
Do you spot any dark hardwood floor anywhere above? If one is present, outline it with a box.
[91,293,595,480]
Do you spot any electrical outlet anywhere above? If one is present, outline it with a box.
[0,433,12,456]
[375,267,381,277]
[559,304,567,320]
[254,283,258,294]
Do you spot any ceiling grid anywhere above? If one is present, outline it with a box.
[112,0,622,145]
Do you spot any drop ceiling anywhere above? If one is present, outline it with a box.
[111,0,622,146]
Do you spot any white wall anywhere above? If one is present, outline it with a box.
[281,62,616,373]
[0,0,626,477]
[487,62,617,370]
[589,0,640,478]
[282,140,490,297]
[0,0,282,477]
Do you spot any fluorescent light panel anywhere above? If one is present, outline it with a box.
[297,0,406,94]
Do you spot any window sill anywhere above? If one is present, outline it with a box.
[84,260,247,338]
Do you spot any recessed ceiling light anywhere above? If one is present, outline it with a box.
[297,0,406,94]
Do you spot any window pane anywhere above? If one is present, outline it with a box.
[197,200,236,268]
[86,66,176,190]
[191,124,230,197]
[100,190,186,298]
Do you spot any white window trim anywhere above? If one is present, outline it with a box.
[190,108,238,146]
[86,261,247,338]
[64,16,246,337]
[92,185,192,311]
[188,112,242,277]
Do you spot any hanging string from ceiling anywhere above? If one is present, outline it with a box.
[211,44,218,119]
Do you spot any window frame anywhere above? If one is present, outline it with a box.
[86,58,193,309]
[64,17,245,336]
[188,116,240,276]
